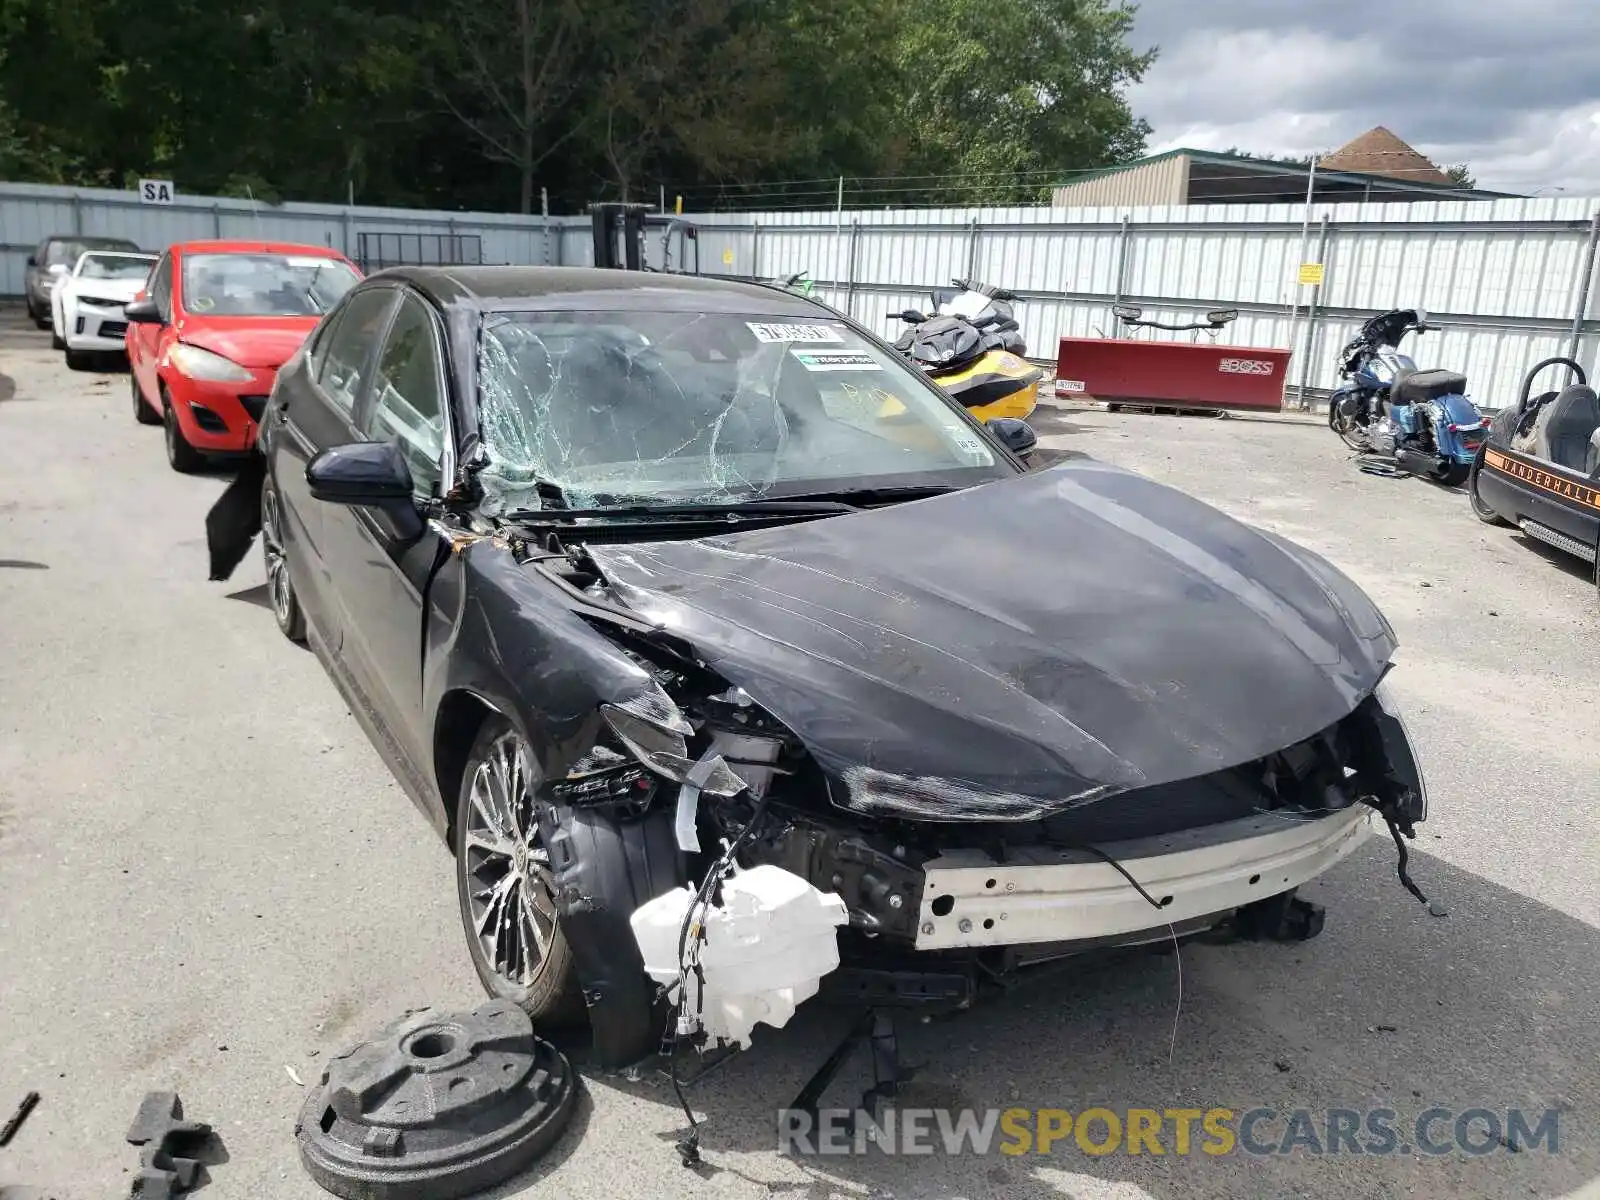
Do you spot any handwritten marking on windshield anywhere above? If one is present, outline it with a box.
[746,322,843,343]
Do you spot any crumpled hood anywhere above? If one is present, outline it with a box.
[587,458,1397,821]
[174,317,319,369]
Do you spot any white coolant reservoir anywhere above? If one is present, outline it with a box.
[630,864,849,1050]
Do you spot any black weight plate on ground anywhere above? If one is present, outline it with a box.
[296,1000,578,1199]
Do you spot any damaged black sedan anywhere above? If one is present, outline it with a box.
[209,267,1431,1069]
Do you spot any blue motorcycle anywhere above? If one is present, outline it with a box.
[1329,307,1486,486]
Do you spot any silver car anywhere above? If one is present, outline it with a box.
[24,234,141,329]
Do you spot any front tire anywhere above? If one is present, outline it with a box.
[30,302,50,331]
[1468,448,1507,524]
[162,390,205,473]
[261,477,306,642]
[52,330,66,352]
[455,720,581,1027]
[1330,401,1368,451]
[132,375,161,425]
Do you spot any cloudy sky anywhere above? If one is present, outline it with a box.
[1126,0,1600,195]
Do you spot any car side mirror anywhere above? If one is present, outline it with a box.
[307,441,416,506]
[988,416,1037,460]
[124,297,163,325]
[25,254,37,268]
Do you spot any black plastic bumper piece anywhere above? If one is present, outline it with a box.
[295,1001,578,1200]
[1232,889,1326,942]
[126,1092,216,1198]
[817,965,977,1010]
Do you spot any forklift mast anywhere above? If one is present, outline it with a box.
[588,202,700,274]
[589,202,651,270]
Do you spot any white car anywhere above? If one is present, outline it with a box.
[52,250,160,370]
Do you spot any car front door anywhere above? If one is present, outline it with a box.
[130,252,173,405]
[272,284,402,651]
[319,289,453,789]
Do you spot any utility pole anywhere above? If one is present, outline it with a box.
[1284,154,1320,409]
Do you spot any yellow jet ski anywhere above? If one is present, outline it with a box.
[890,279,1043,422]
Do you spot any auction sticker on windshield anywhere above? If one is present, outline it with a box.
[791,350,881,371]
[747,321,843,343]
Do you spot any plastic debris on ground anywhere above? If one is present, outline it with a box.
[295,999,577,1200]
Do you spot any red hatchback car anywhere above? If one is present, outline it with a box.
[126,240,363,472]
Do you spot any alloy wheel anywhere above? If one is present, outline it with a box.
[462,732,559,990]
[261,487,294,630]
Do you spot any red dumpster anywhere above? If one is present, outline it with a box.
[1053,337,1292,413]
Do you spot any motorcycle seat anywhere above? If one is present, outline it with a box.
[1391,368,1468,406]
[1532,383,1600,472]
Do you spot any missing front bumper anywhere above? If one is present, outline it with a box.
[915,807,1375,951]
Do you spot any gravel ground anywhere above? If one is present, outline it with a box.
[2,317,1597,1200]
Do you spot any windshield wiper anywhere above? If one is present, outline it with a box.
[504,498,859,524]
[303,261,327,313]
[774,483,963,505]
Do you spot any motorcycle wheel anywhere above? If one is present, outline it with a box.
[1437,461,1469,487]
[1330,408,1367,452]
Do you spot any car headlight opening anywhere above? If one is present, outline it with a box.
[169,343,254,383]
[600,681,747,798]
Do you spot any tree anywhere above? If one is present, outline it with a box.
[663,0,911,211]
[1217,147,1317,168]
[0,0,1159,213]
[422,0,591,213]
[887,0,1154,204]
[583,0,816,201]
[1446,163,1476,189]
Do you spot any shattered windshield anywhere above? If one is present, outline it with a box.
[475,309,1012,513]
[181,253,361,317]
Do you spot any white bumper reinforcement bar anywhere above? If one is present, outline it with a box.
[915,807,1376,950]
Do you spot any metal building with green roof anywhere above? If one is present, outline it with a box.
[1051,129,1518,207]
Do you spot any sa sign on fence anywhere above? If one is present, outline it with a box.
[138,179,175,205]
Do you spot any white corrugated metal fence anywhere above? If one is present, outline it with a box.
[5,181,1598,407]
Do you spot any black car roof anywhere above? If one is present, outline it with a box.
[362,266,830,317]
